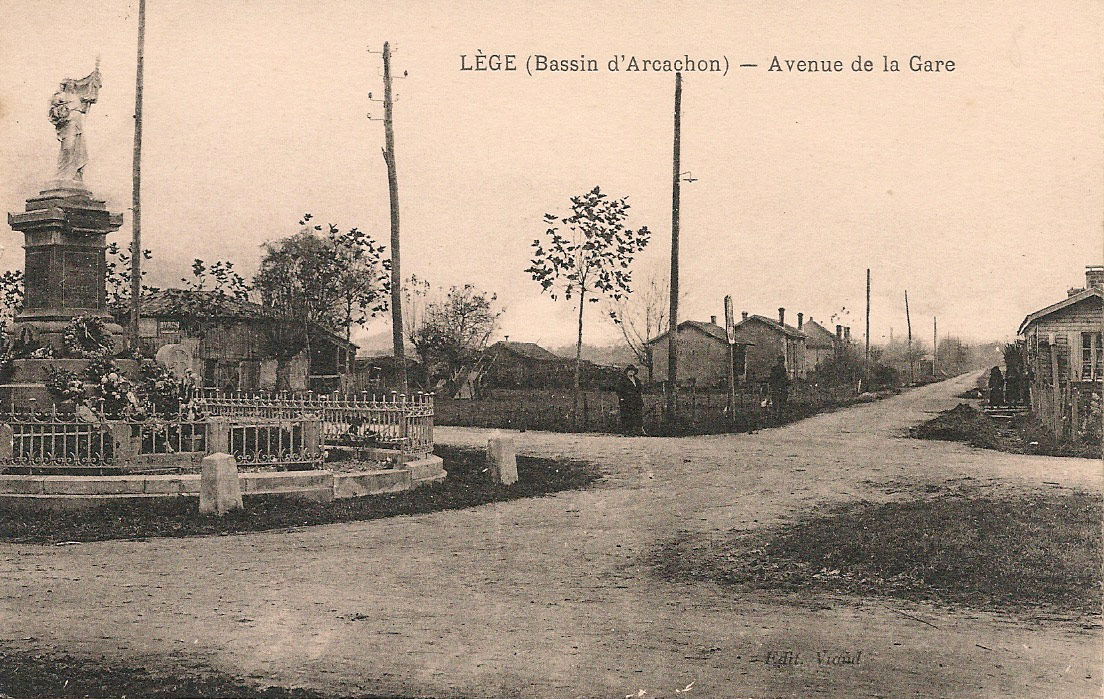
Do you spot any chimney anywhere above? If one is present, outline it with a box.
[504,335,509,343]
[1086,265,1104,290]
[797,312,804,330]
[710,315,717,325]
[844,327,851,342]
[741,311,748,320]
[778,307,785,325]
[836,324,843,340]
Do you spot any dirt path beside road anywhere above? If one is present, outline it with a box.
[1,373,1099,698]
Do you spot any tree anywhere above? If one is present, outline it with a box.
[526,186,651,421]
[253,216,388,389]
[409,282,503,388]
[105,242,154,308]
[172,258,251,335]
[254,215,389,340]
[607,271,672,382]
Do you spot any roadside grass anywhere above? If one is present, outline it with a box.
[0,650,332,699]
[0,445,600,544]
[654,491,1103,616]
[912,402,1102,459]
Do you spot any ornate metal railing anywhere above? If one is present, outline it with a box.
[194,392,434,455]
[3,416,114,469]
[225,417,323,469]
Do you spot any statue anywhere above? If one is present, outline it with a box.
[48,61,101,185]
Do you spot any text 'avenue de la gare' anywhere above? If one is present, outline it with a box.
[459,53,956,75]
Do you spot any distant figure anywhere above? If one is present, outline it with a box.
[988,366,1005,407]
[768,355,790,420]
[1004,363,1023,406]
[615,365,646,435]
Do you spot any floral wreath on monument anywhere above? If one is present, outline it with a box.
[62,315,114,358]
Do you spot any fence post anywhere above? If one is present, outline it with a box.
[0,423,12,462]
[206,417,230,455]
[110,422,138,467]
[302,417,322,456]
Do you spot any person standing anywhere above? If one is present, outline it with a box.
[768,355,790,421]
[988,366,1005,407]
[615,365,646,435]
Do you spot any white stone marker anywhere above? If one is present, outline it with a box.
[199,453,243,515]
[486,437,518,485]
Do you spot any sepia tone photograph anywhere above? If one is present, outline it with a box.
[0,1,1101,697]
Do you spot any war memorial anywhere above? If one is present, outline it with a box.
[0,66,443,510]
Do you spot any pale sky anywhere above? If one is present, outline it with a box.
[1,0,1101,350]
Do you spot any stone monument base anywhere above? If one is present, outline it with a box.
[0,358,142,410]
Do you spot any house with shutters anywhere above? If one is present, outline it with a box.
[729,308,809,382]
[1017,265,1103,439]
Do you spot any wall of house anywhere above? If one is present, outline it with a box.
[648,328,733,388]
[731,321,806,382]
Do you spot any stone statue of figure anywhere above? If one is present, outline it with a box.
[48,62,102,184]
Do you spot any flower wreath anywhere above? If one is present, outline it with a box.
[44,365,85,402]
[63,315,114,358]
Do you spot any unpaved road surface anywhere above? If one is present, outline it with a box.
[2,374,1100,698]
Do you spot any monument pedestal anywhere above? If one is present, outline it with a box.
[6,184,124,354]
[3,184,126,410]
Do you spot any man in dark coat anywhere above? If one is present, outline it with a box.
[615,365,646,435]
[988,366,1005,407]
[768,355,790,420]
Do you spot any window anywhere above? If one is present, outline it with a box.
[1082,332,1103,380]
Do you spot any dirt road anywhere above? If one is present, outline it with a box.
[1,374,1100,698]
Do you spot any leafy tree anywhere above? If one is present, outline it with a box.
[254,215,388,341]
[409,282,503,388]
[0,270,24,333]
[526,186,651,421]
[105,242,155,308]
[171,258,252,335]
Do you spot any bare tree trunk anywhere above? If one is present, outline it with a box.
[382,41,408,394]
[574,292,584,425]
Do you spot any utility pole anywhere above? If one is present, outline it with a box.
[724,295,736,421]
[129,0,146,351]
[666,72,682,419]
[933,316,938,376]
[865,268,871,365]
[905,290,913,384]
[381,41,407,394]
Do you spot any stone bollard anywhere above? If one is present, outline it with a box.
[199,453,243,515]
[486,437,518,485]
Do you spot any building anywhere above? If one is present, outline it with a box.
[730,308,808,381]
[127,289,356,392]
[646,317,751,388]
[1017,265,1103,439]
[802,318,839,368]
[482,340,568,388]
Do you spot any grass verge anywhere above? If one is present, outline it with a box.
[912,402,1102,459]
[0,445,600,544]
[0,650,333,699]
[654,491,1102,616]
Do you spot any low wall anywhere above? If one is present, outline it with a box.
[0,455,446,510]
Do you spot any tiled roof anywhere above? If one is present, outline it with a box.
[735,315,807,339]
[492,341,562,361]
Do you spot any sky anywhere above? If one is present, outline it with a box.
[1,0,1101,351]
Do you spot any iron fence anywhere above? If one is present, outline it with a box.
[2,414,114,470]
[226,418,322,469]
[194,392,434,455]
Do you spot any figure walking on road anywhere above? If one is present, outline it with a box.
[768,355,790,421]
[615,365,646,435]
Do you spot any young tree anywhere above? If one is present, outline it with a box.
[411,283,503,387]
[104,242,154,308]
[526,186,651,422]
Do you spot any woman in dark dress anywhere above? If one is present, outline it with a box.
[615,365,646,435]
[987,366,1005,407]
